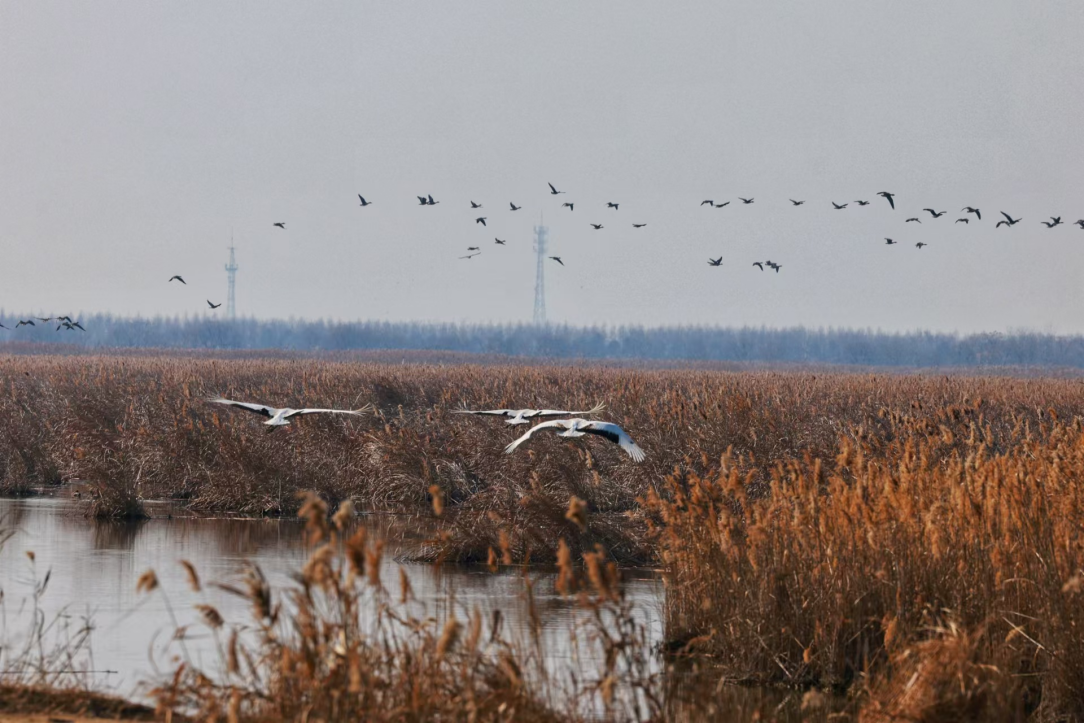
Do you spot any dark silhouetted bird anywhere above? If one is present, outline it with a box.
[1075,220,1084,229]
[509,202,521,211]
[273,222,286,229]
[855,200,870,206]
[916,242,928,249]
[590,224,603,230]
[790,199,805,206]
[471,200,482,209]
[739,197,754,204]
[494,238,506,245]
[924,209,946,218]
[708,257,722,267]
[549,256,564,266]
[955,218,969,224]
[714,201,730,208]
[476,217,487,226]
[877,192,896,209]
[962,207,981,220]
[548,183,564,195]
[606,202,619,210]
[0,323,8,329]
[169,275,186,284]
[632,223,646,228]
[562,202,574,211]
[832,202,848,210]
[906,218,921,223]
[358,195,371,207]
[885,238,896,245]
[467,246,480,251]
[753,262,764,270]
[459,252,480,259]
[208,300,222,309]
[1042,217,1063,228]
[427,194,439,205]
[766,262,781,272]
[15,320,34,327]
[701,200,714,206]
[997,212,1021,228]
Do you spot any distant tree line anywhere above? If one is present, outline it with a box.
[1,311,1083,368]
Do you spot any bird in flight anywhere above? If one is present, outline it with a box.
[739,197,754,204]
[273,222,286,229]
[207,300,222,309]
[923,209,947,218]
[0,322,7,329]
[549,256,564,266]
[453,402,604,426]
[753,262,764,270]
[877,192,896,209]
[1075,220,1084,229]
[955,218,969,224]
[56,316,72,323]
[1042,217,1063,228]
[504,418,645,462]
[494,238,506,245]
[509,202,521,211]
[58,321,85,331]
[428,194,439,205]
[606,202,620,210]
[700,200,715,207]
[855,200,870,206]
[766,262,781,272]
[467,246,480,251]
[169,275,186,284]
[209,398,371,431]
[916,242,928,249]
[885,238,896,245]
[714,201,731,209]
[548,183,564,195]
[15,320,35,328]
[632,223,646,228]
[562,202,574,211]
[905,218,921,223]
[832,202,848,210]
[358,195,371,207]
[470,201,482,209]
[790,199,805,206]
[708,257,723,267]
[459,252,481,259]
[475,217,487,226]
[962,207,981,220]
[590,224,603,230]
[996,212,1021,228]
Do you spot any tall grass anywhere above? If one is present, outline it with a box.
[645,399,1084,719]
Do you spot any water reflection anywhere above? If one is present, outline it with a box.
[0,497,828,721]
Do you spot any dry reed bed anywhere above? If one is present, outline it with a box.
[3,354,1084,565]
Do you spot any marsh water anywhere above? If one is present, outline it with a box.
[0,496,828,720]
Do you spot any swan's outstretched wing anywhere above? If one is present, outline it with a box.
[452,409,518,418]
[581,422,646,462]
[530,402,606,419]
[504,419,572,454]
[284,405,372,420]
[209,398,277,418]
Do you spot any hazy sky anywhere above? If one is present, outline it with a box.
[2,2,1083,333]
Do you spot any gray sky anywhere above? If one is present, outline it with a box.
[2,2,1083,333]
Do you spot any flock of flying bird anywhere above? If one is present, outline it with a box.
[209,397,644,460]
[353,184,1084,269]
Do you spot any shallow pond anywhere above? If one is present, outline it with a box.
[0,497,835,720]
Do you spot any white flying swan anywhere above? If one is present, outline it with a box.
[453,402,605,426]
[209,398,372,430]
[504,418,645,462]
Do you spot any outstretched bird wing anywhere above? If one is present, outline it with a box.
[1001,211,1015,223]
[580,421,646,461]
[283,405,372,420]
[503,419,573,454]
[528,403,606,419]
[209,398,277,418]
[549,183,559,194]
[452,408,518,418]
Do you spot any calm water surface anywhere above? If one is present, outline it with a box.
[0,497,827,720]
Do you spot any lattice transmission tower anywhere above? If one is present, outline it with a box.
[224,242,238,319]
[532,220,548,324]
